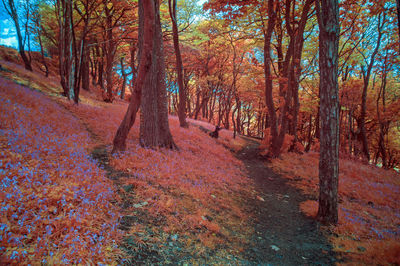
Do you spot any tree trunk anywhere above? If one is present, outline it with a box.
[112,0,155,153]
[168,0,188,128]
[316,0,340,225]
[4,0,33,71]
[120,57,127,99]
[82,47,90,91]
[139,0,177,149]
[263,0,279,156]
[359,13,385,162]
[103,0,115,102]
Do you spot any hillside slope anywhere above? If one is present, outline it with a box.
[1,53,399,264]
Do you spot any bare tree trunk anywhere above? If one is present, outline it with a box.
[305,114,312,152]
[139,0,177,149]
[82,47,90,91]
[103,0,115,102]
[262,0,279,157]
[359,13,385,162]
[112,0,154,153]
[168,0,188,128]
[316,0,340,225]
[120,57,127,99]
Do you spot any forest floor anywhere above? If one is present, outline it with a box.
[1,50,399,265]
[89,130,338,265]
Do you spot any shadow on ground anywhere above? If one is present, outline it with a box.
[237,137,337,265]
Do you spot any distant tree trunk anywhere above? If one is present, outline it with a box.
[397,0,400,52]
[316,0,340,225]
[82,48,90,91]
[236,99,241,135]
[112,0,154,153]
[359,12,385,163]
[140,0,177,149]
[90,46,97,85]
[262,0,279,157]
[56,0,74,99]
[376,52,389,168]
[97,45,104,90]
[2,0,33,71]
[103,0,116,102]
[35,20,49,77]
[120,57,127,99]
[305,114,312,152]
[130,42,137,92]
[168,0,188,128]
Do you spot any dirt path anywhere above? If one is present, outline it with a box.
[236,137,337,265]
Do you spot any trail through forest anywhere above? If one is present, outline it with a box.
[89,129,338,264]
[236,137,338,265]
[88,119,338,264]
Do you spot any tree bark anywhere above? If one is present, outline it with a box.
[316,0,340,225]
[112,0,155,153]
[140,0,177,149]
[103,0,116,103]
[82,47,90,91]
[120,57,127,99]
[168,0,188,128]
[359,12,385,162]
[262,0,279,157]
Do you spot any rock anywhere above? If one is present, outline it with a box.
[270,245,280,251]
[256,196,265,202]
[133,201,148,208]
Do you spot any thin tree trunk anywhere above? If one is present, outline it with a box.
[262,0,279,156]
[4,0,33,71]
[168,0,188,128]
[359,12,385,162]
[120,57,127,99]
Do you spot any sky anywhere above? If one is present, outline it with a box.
[0,8,18,48]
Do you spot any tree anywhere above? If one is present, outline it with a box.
[316,0,340,225]
[139,0,177,149]
[113,0,177,153]
[168,0,188,128]
[112,0,154,153]
[31,3,49,77]
[357,10,386,162]
[55,0,74,99]
[2,0,33,71]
